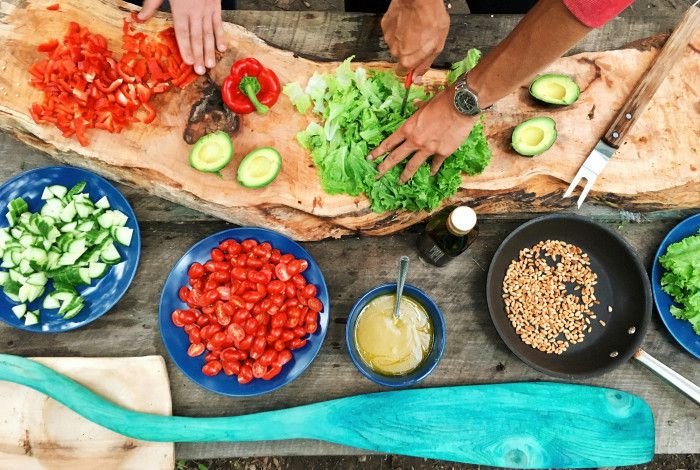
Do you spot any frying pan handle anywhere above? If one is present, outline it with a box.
[635,349,700,405]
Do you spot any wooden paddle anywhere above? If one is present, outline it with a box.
[0,354,654,468]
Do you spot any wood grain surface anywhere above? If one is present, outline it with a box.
[0,0,698,240]
[0,356,174,469]
[0,135,698,458]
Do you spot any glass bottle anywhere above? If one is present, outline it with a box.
[416,206,479,267]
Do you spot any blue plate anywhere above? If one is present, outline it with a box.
[159,227,330,397]
[0,166,140,333]
[652,213,700,359]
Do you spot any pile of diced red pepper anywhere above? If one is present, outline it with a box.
[28,13,197,146]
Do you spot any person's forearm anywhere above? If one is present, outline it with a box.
[468,0,592,108]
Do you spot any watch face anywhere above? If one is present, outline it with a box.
[454,87,480,116]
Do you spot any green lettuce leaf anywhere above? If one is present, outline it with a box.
[659,229,700,334]
[447,49,482,84]
[282,82,311,114]
[288,50,491,213]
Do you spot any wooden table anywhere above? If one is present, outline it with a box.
[1,5,699,461]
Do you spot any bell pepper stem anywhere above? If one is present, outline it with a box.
[239,76,269,115]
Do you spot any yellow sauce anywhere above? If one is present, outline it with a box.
[354,295,433,376]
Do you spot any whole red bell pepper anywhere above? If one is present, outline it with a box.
[221,58,281,115]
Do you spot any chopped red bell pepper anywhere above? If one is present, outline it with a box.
[28,16,196,146]
[221,58,281,115]
[46,3,60,11]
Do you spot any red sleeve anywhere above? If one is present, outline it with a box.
[562,0,634,28]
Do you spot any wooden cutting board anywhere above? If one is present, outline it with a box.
[0,356,174,470]
[0,0,698,241]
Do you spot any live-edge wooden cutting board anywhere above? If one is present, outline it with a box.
[0,0,697,240]
[0,356,174,470]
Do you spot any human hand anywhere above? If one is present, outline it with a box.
[381,0,450,81]
[367,87,477,183]
[138,0,226,75]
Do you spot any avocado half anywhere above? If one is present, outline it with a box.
[237,147,282,189]
[529,74,580,106]
[189,131,234,173]
[511,117,557,157]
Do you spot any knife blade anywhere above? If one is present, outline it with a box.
[399,70,413,116]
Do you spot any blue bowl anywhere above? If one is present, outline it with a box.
[346,283,446,387]
[159,227,330,397]
[0,166,140,333]
[651,213,700,360]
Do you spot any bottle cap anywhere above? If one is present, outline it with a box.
[448,206,477,235]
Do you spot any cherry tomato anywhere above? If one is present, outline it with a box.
[226,323,245,343]
[179,309,196,324]
[280,254,294,264]
[280,329,295,342]
[252,361,267,378]
[290,338,307,350]
[242,291,265,303]
[204,261,217,272]
[275,263,291,282]
[188,262,205,279]
[259,349,277,366]
[270,249,281,264]
[262,366,281,381]
[200,324,221,341]
[285,283,297,299]
[205,352,218,362]
[211,271,230,283]
[303,284,317,299]
[222,361,241,376]
[241,239,257,252]
[201,289,219,306]
[238,334,254,351]
[293,326,307,338]
[216,285,231,301]
[178,286,190,303]
[305,311,318,326]
[196,315,210,327]
[231,267,247,281]
[271,312,287,329]
[188,327,201,343]
[291,274,306,289]
[308,297,323,312]
[211,248,225,262]
[187,343,205,357]
[238,365,253,384]
[246,257,263,269]
[275,350,293,367]
[202,360,222,376]
[306,322,318,334]
[171,310,185,327]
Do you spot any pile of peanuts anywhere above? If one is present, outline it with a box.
[502,240,600,355]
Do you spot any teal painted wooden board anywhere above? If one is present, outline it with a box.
[0,355,654,468]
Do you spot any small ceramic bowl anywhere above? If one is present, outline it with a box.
[346,283,446,387]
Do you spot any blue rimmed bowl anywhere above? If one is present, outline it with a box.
[159,227,330,396]
[0,166,140,333]
[346,283,445,387]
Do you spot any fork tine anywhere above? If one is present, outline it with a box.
[563,172,584,199]
[576,176,597,208]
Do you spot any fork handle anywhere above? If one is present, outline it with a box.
[603,3,700,149]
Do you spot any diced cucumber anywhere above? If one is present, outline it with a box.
[76,202,93,218]
[19,284,44,303]
[6,212,17,226]
[19,212,31,225]
[47,226,61,243]
[67,238,87,255]
[110,210,128,227]
[58,252,82,267]
[5,292,19,302]
[52,291,75,303]
[10,251,22,267]
[8,197,28,215]
[100,242,121,264]
[97,212,114,228]
[25,247,48,267]
[65,181,86,200]
[9,228,21,240]
[77,221,95,232]
[27,272,47,286]
[11,304,26,319]
[19,234,35,248]
[17,259,32,275]
[60,200,77,223]
[40,198,63,219]
[41,187,53,200]
[46,251,60,270]
[59,294,81,315]
[112,226,133,246]
[60,221,78,233]
[0,271,8,286]
[49,185,68,199]
[95,196,110,209]
[88,262,107,279]
[9,269,26,284]
[62,299,84,319]
[42,293,60,309]
[24,310,40,326]
[2,250,16,268]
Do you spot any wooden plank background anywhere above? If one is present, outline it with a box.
[0,3,698,460]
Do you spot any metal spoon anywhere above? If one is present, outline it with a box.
[394,256,410,320]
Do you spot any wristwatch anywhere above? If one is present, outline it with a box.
[453,73,491,116]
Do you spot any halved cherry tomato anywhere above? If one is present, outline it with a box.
[188,262,205,279]
[275,263,291,282]
[202,360,222,376]
[187,343,205,357]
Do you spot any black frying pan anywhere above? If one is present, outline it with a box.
[486,215,700,403]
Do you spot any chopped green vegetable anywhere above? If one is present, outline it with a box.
[290,52,491,212]
[0,184,133,325]
[660,230,700,334]
[283,82,311,114]
[447,49,482,85]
